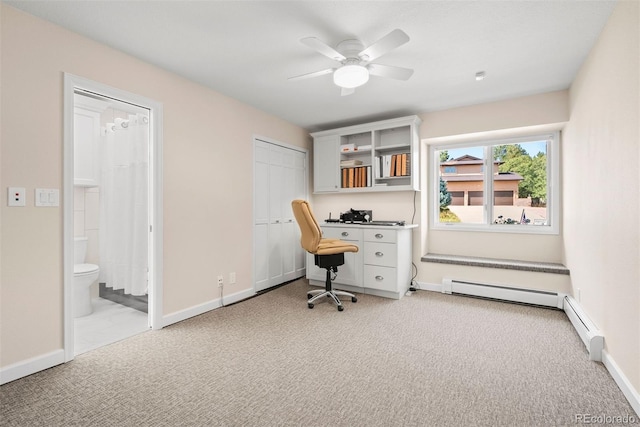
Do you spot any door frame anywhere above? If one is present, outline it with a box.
[63,73,164,362]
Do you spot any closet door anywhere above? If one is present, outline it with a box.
[281,149,307,282]
[292,150,307,277]
[281,149,296,282]
[254,139,307,292]
[268,145,284,286]
[253,140,271,291]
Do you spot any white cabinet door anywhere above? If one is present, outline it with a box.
[313,135,340,193]
[306,226,362,289]
[306,249,362,287]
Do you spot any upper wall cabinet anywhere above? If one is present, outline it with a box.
[311,115,421,193]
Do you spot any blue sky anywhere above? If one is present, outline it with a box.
[446,141,547,160]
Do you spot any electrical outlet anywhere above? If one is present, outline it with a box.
[8,187,26,207]
[217,275,224,287]
[229,272,236,284]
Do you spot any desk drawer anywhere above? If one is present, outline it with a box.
[322,227,362,241]
[364,242,397,267]
[364,229,396,243]
[364,265,398,292]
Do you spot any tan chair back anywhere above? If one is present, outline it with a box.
[291,199,322,254]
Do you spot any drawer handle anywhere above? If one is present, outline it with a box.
[375,233,383,239]
[341,232,349,237]
[375,252,384,257]
[375,275,384,281]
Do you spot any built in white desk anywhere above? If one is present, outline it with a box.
[306,223,417,300]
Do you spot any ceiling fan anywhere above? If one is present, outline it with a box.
[288,29,414,96]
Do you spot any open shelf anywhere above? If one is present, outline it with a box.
[312,115,421,193]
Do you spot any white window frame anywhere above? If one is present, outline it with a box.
[430,132,560,235]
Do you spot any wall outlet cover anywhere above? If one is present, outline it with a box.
[8,187,26,207]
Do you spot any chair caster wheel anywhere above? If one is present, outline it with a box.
[307,294,312,299]
[308,303,314,309]
[352,297,358,303]
[337,305,344,312]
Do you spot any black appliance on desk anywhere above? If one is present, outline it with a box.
[326,208,406,226]
[338,208,372,223]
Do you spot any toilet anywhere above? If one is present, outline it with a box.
[74,237,100,318]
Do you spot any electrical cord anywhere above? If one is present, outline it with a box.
[409,190,420,292]
[411,190,417,224]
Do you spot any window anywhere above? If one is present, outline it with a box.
[432,132,559,234]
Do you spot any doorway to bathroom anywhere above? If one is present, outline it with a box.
[63,74,164,361]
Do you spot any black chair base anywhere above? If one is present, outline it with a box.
[308,253,357,311]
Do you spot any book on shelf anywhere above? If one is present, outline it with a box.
[375,153,411,178]
[341,165,373,188]
[340,159,363,167]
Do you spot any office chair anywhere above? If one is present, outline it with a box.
[291,200,359,311]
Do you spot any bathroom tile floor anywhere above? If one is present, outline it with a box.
[74,297,149,355]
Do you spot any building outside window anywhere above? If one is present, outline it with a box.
[431,132,559,234]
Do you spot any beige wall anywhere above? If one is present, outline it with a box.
[562,0,639,392]
[312,90,570,295]
[2,0,638,401]
[0,5,310,367]
[420,90,568,270]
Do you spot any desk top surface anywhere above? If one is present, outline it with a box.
[320,222,418,230]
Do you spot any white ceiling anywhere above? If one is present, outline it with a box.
[5,0,616,132]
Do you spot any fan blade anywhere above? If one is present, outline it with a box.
[341,87,355,96]
[300,37,346,61]
[358,29,410,61]
[367,63,414,81]
[288,68,335,82]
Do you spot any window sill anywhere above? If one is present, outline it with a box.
[421,253,569,275]
[431,223,559,235]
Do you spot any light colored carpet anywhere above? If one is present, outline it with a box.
[1,279,636,426]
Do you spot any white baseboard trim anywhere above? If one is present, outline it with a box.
[0,349,65,385]
[602,350,640,417]
[222,288,256,306]
[414,281,442,293]
[162,298,222,327]
[162,288,255,328]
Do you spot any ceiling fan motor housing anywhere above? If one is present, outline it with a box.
[336,39,367,62]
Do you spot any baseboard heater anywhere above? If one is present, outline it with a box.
[442,278,564,309]
[442,278,604,361]
[563,295,604,361]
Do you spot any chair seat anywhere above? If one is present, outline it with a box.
[315,238,359,256]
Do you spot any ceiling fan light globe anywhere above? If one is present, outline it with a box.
[333,65,369,89]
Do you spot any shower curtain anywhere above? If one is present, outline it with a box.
[99,113,149,296]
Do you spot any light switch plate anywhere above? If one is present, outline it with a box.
[8,187,26,207]
[35,188,60,207]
